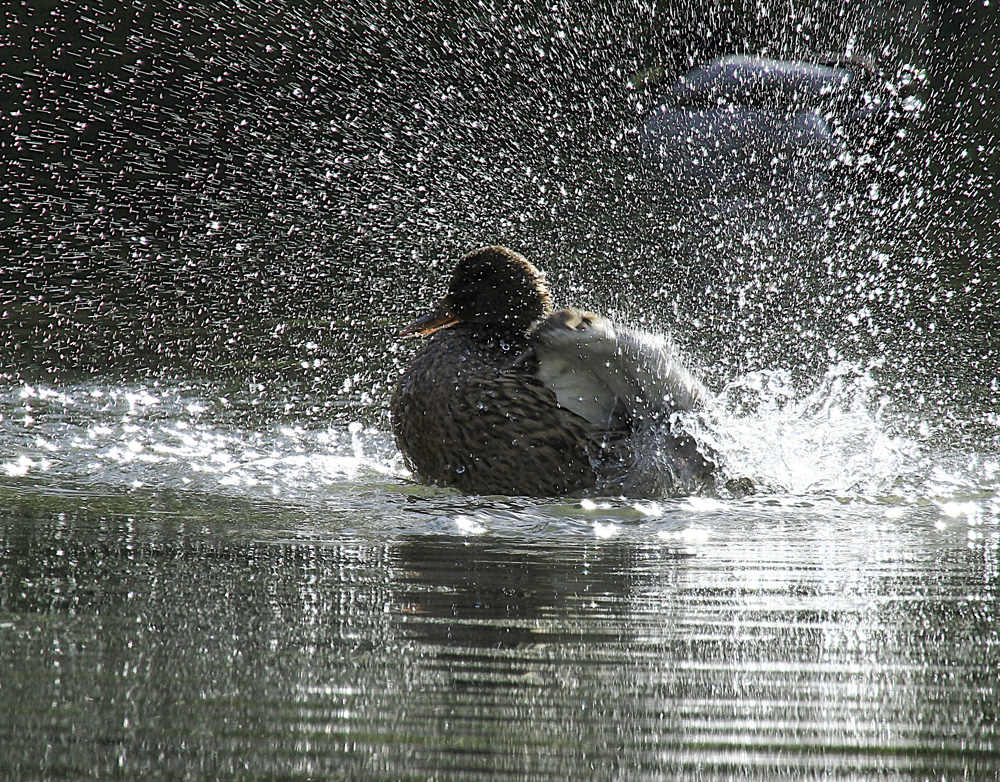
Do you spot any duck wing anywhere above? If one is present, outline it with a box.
[529,308,708,433]
[528,308,715,496]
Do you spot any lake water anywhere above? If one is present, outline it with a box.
[3,0,999,779]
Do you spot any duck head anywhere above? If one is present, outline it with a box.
[401,246,553,339]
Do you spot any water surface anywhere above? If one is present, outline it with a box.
[3,0,999,778]
[1,375,997,778]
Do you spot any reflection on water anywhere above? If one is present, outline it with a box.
[0,378,997,778]
[1,496,996,779]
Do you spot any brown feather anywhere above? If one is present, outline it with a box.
[391,324,598,495]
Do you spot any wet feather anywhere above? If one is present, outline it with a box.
[390,246,714,497]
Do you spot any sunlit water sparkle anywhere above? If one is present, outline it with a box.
[3,1,998,777]
[2,371,996,548]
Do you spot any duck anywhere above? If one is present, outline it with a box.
[390,246,714,497]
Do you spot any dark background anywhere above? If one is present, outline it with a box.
[2,0,997,415]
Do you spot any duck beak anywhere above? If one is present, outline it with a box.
[399,299,460,337]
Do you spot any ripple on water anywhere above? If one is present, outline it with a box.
[0,376,998,780]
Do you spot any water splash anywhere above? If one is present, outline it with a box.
[690,361,918,496]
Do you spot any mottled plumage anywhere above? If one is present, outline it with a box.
[390,246,714,497]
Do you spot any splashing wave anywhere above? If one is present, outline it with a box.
[691,361,919,496]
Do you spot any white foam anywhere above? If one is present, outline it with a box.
[691,362,919,497]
